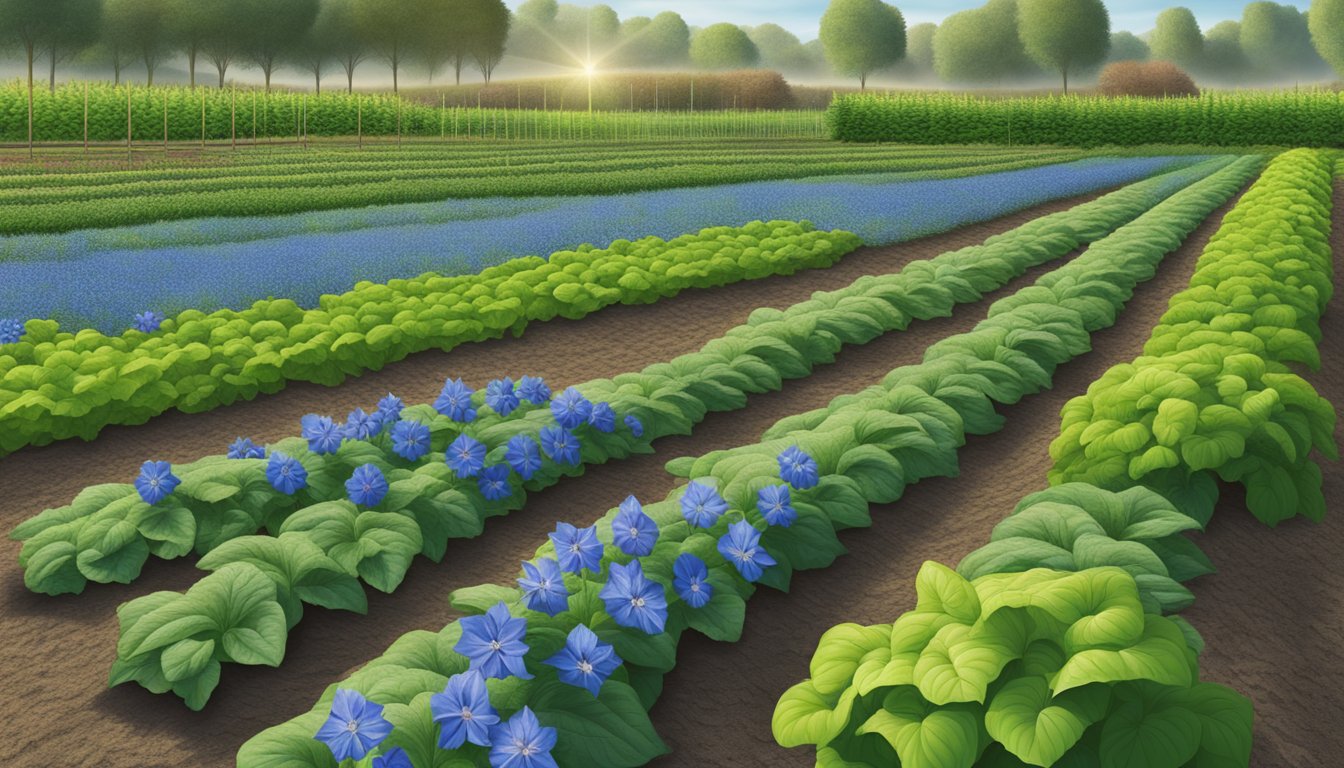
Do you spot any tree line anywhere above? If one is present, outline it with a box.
[2,0,1342,97]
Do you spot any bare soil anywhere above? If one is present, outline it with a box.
[0,192,1104,768]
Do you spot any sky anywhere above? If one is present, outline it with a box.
[503,1,1273,41]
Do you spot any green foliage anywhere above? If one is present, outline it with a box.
[827,90,1344,147]
[1050,149,1339,527]
[773,562,1251,767]
[1149,7,1204,69]
[932,0,1036,84]
[1240,1,1324,78]
[1016,0,1111,92]
[0,219,860,460]
[1107,31,1149,63]
[689,23,760,71]
[1310,0,1344,77]
[819,0,907,89]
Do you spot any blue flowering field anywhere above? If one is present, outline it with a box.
[0,155,1200,332]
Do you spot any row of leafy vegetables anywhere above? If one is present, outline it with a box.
[213,155,1261,766]
[773,148,1337,768]
[11,157,1234,717]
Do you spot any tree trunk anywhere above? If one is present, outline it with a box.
[314,71,321,95]
[114,59,122,85]
[264,66,272,92]
[347,66,354,94]
[146,55,156,86]
[1062,67,1069,95]
[392,62,399,93]
[189,48,196,88]
[860,73,867,91]
[49,47,56,92]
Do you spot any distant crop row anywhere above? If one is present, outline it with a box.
[0,83,826,145]
[231,151,1258,768]
[828,91,1344,148]
[775,150,1332,768]
[0,143,1082,235]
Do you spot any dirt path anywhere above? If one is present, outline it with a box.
[0,192,1111,767]
[645,189,1250,766]
[1177,176,1344,768]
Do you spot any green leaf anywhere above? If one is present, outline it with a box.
[530,678,670,767]
[1152,399,1197,447]
[915,622,1017,705]
[985,676,1109,767]
[772,680,861,748]
[1185,682,1253,767]
[75,517,150,584]
[857,687,981,768]
[809,623,893,696]
[160,638,216,683]
[957,538,1077,580]
[172,658,222,711]
[1098,683,1202,768]
[1052,616,1194,694]
[449,584,520,614]
[914,561,981,624]
[22,540,86,595]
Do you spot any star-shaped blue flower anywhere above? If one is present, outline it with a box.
[135,460,180,505]
[313,688,393,762]
[455,601,533,680]
[390,420,431,462]
[611,495,658,556]
[757,484,797,527]
[778,446,819,489]
[430,670,499,749]
[550,387,592,429]
[447,434,487,478]
[600,560,667,635]
[680,481,728,528]
[266,451,307,495]
[518,558,569,616]
[488,706,558,768]
[545,623,622,697]
[549,522,603,575]
[718,520,777,582]
[673,553,713,609]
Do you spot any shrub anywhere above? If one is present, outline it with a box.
[1098,60,1200,98]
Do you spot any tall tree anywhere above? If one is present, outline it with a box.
[639,11,691,68]
[164,0,212,87]
[469,0,511,83]
[200,3,244,86]
[1202,20,1246,78]
[1017,0,1110,93]
[819,0,906,89]
[905,23,937,71]
[354,0,422,92]
[1241,1,1323,78]
[42,0,101,92]
[746,23,812,73]
[1107,31,1149,62]
[1310,0,1344,78]
[933,0,1034,84]
[104,0,170,84]
[690,23,759,70]
[1150,7,1203,70]
[509,0,561,66]
[0,0,59,151]
[314,0,365,93]
[244,0,319,91]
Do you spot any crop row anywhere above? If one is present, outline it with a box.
[0,143,1033,189]
[0,220,862,457]
[771,152,1330,768]
[229,156,1257,767]
[0,84,829,144]
[0,152,1085,236]
[827,91,1344,148]
[77,159,1230,709]
[1050,148,1339,527]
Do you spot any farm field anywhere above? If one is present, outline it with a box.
[3,131,1341,768]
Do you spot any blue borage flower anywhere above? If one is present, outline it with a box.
[600,560,667,635]
[550,386,592,429]
[373,747,412,768]
[390,419,431,462]
[517,375,552,405]
[588,402,616,433]
[435,377,477,423]
[0,318,23,345]
[611,495,658,556]
[718,519,777,582]
[313,688,393,762]
[539,425,581,466]
[505,434,543,480]
[545,624,621,697]
[680,481,728,528]
[430,670,498,749]
[132,310,164,333]
[301,414,345,455]
[489,706,558,768]
[485,377,521,417]
[624,414,644,438]
[266,451,307,494]
[549,522,603,575]
[346,464,388,507]
[673,553,713,609]
[375,393,404,425]
[517,557,569,616]
[478,464,512,501]
[455,601,532,680]
[778,445,819,489]
[447,434,487,478]
[227,437,266,460]
[134,460,179,505]
[343,408,382,441]
[757,484,797,527]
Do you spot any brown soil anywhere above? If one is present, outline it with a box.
[1177,177,1344,768]
[643,186,1248,768]
[0,192,1109,768]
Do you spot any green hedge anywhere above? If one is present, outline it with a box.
[827,91,1344,148]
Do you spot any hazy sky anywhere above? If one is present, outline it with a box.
[503,1,1272,41]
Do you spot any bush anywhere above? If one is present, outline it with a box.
[1098,60,1200,98]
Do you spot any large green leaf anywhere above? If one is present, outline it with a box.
[530,678,670,767]
[1052,616,1193,694]
[1098,683,1202,768]
[985,676,1110,767]
[915,623,1017,705]
[809,623,893,696]
[772,680,861,748]
[857,687,982,768]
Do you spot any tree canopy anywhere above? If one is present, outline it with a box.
[1310,0,1344,78]
[933,0,1035,84]
[690,23,759,70]
[819,0,906,89]
[1150,7,1204,69]
[1107,31,1149,62]
[1017,0,1110,93]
